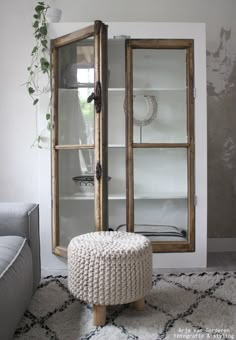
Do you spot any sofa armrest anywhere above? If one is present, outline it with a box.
[0,203,41,291]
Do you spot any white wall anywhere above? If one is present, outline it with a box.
[0,0,235,270]
[56,0,233,25]
[0,0,39,202]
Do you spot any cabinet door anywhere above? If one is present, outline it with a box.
[126,39,194,252]
[51,21,108,257]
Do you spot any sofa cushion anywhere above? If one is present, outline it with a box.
[0,236,26,276]
[0,236,33,340]
[0,203,40,292]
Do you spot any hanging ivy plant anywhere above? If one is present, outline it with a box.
[26,1,51,148]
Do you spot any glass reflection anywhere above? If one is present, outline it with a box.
[133,148,188,242]
[58,39,95,145]
[132,49,187,143]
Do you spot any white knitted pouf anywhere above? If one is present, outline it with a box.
[68,231,152,325]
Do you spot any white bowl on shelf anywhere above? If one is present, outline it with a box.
[73,175,94,196]
[72,175,112,196]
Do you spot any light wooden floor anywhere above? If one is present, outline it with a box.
[41,252,236,277]
[207,252,236,271]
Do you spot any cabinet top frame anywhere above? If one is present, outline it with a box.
[126,39,193,49]
[51,21,108,48]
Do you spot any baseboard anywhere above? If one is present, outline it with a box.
[41,268,68,277]
[208,238,236,252]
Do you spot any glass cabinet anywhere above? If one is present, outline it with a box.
[51,21,196,257]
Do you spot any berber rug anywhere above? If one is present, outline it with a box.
[14,272,236,339]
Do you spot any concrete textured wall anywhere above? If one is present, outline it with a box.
[207,27,236,237]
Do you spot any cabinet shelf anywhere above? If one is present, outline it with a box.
[59,83,94,89]
[108,87,186,92]
[60,192,187,200]
[59,87,187,91]
[108,144,125,148]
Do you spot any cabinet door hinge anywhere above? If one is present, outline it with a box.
[87,81,102,113]
[193,87,196,98]
[194,195,198,206]
[96,161,102,180]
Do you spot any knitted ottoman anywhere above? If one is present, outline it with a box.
[68,231,152,326]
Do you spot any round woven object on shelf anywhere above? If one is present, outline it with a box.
[68,231,152,305]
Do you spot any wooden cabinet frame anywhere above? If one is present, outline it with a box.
[51,21,108,257]
[125,39,195,252]
[51,26,196,257]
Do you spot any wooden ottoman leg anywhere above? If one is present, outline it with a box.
[133,297,145,311]
[93,305,106,326]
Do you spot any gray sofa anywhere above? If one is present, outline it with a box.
[0,203,41,340]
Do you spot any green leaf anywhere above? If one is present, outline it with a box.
[39,25,47,36]
[47,121,51,131]
[30,71,34,76]
[40,57,50,73]
[40,57,48,63]
[42,68,49,74]
[41,39,48,48]
[31,46,38,55]
[27,66,31,71]
[33,99,39,105]
[38,2,45,5]
[33,21,39,28]
[28,87,35,94]
[46,113,50,120]
[35,33,42,39]
[35,5,45,13]
[33,14,39,19]
[40,56,49,63]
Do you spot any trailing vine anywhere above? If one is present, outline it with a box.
[26,1,51,148]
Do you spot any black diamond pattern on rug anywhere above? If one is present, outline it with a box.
[14,272,236,340]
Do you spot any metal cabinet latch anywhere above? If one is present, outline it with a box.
[96,161,102,180]
[87,81,102,113]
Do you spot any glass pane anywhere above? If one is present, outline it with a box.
[107,39,126,232]
[108,39,126,145]
[59,200,95,248]
[133,148,188,242]
[108,39,126,88]
[108,147,126,230]
[132,49,187,143]
[58,37,95,145]
[58,149,95,247]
